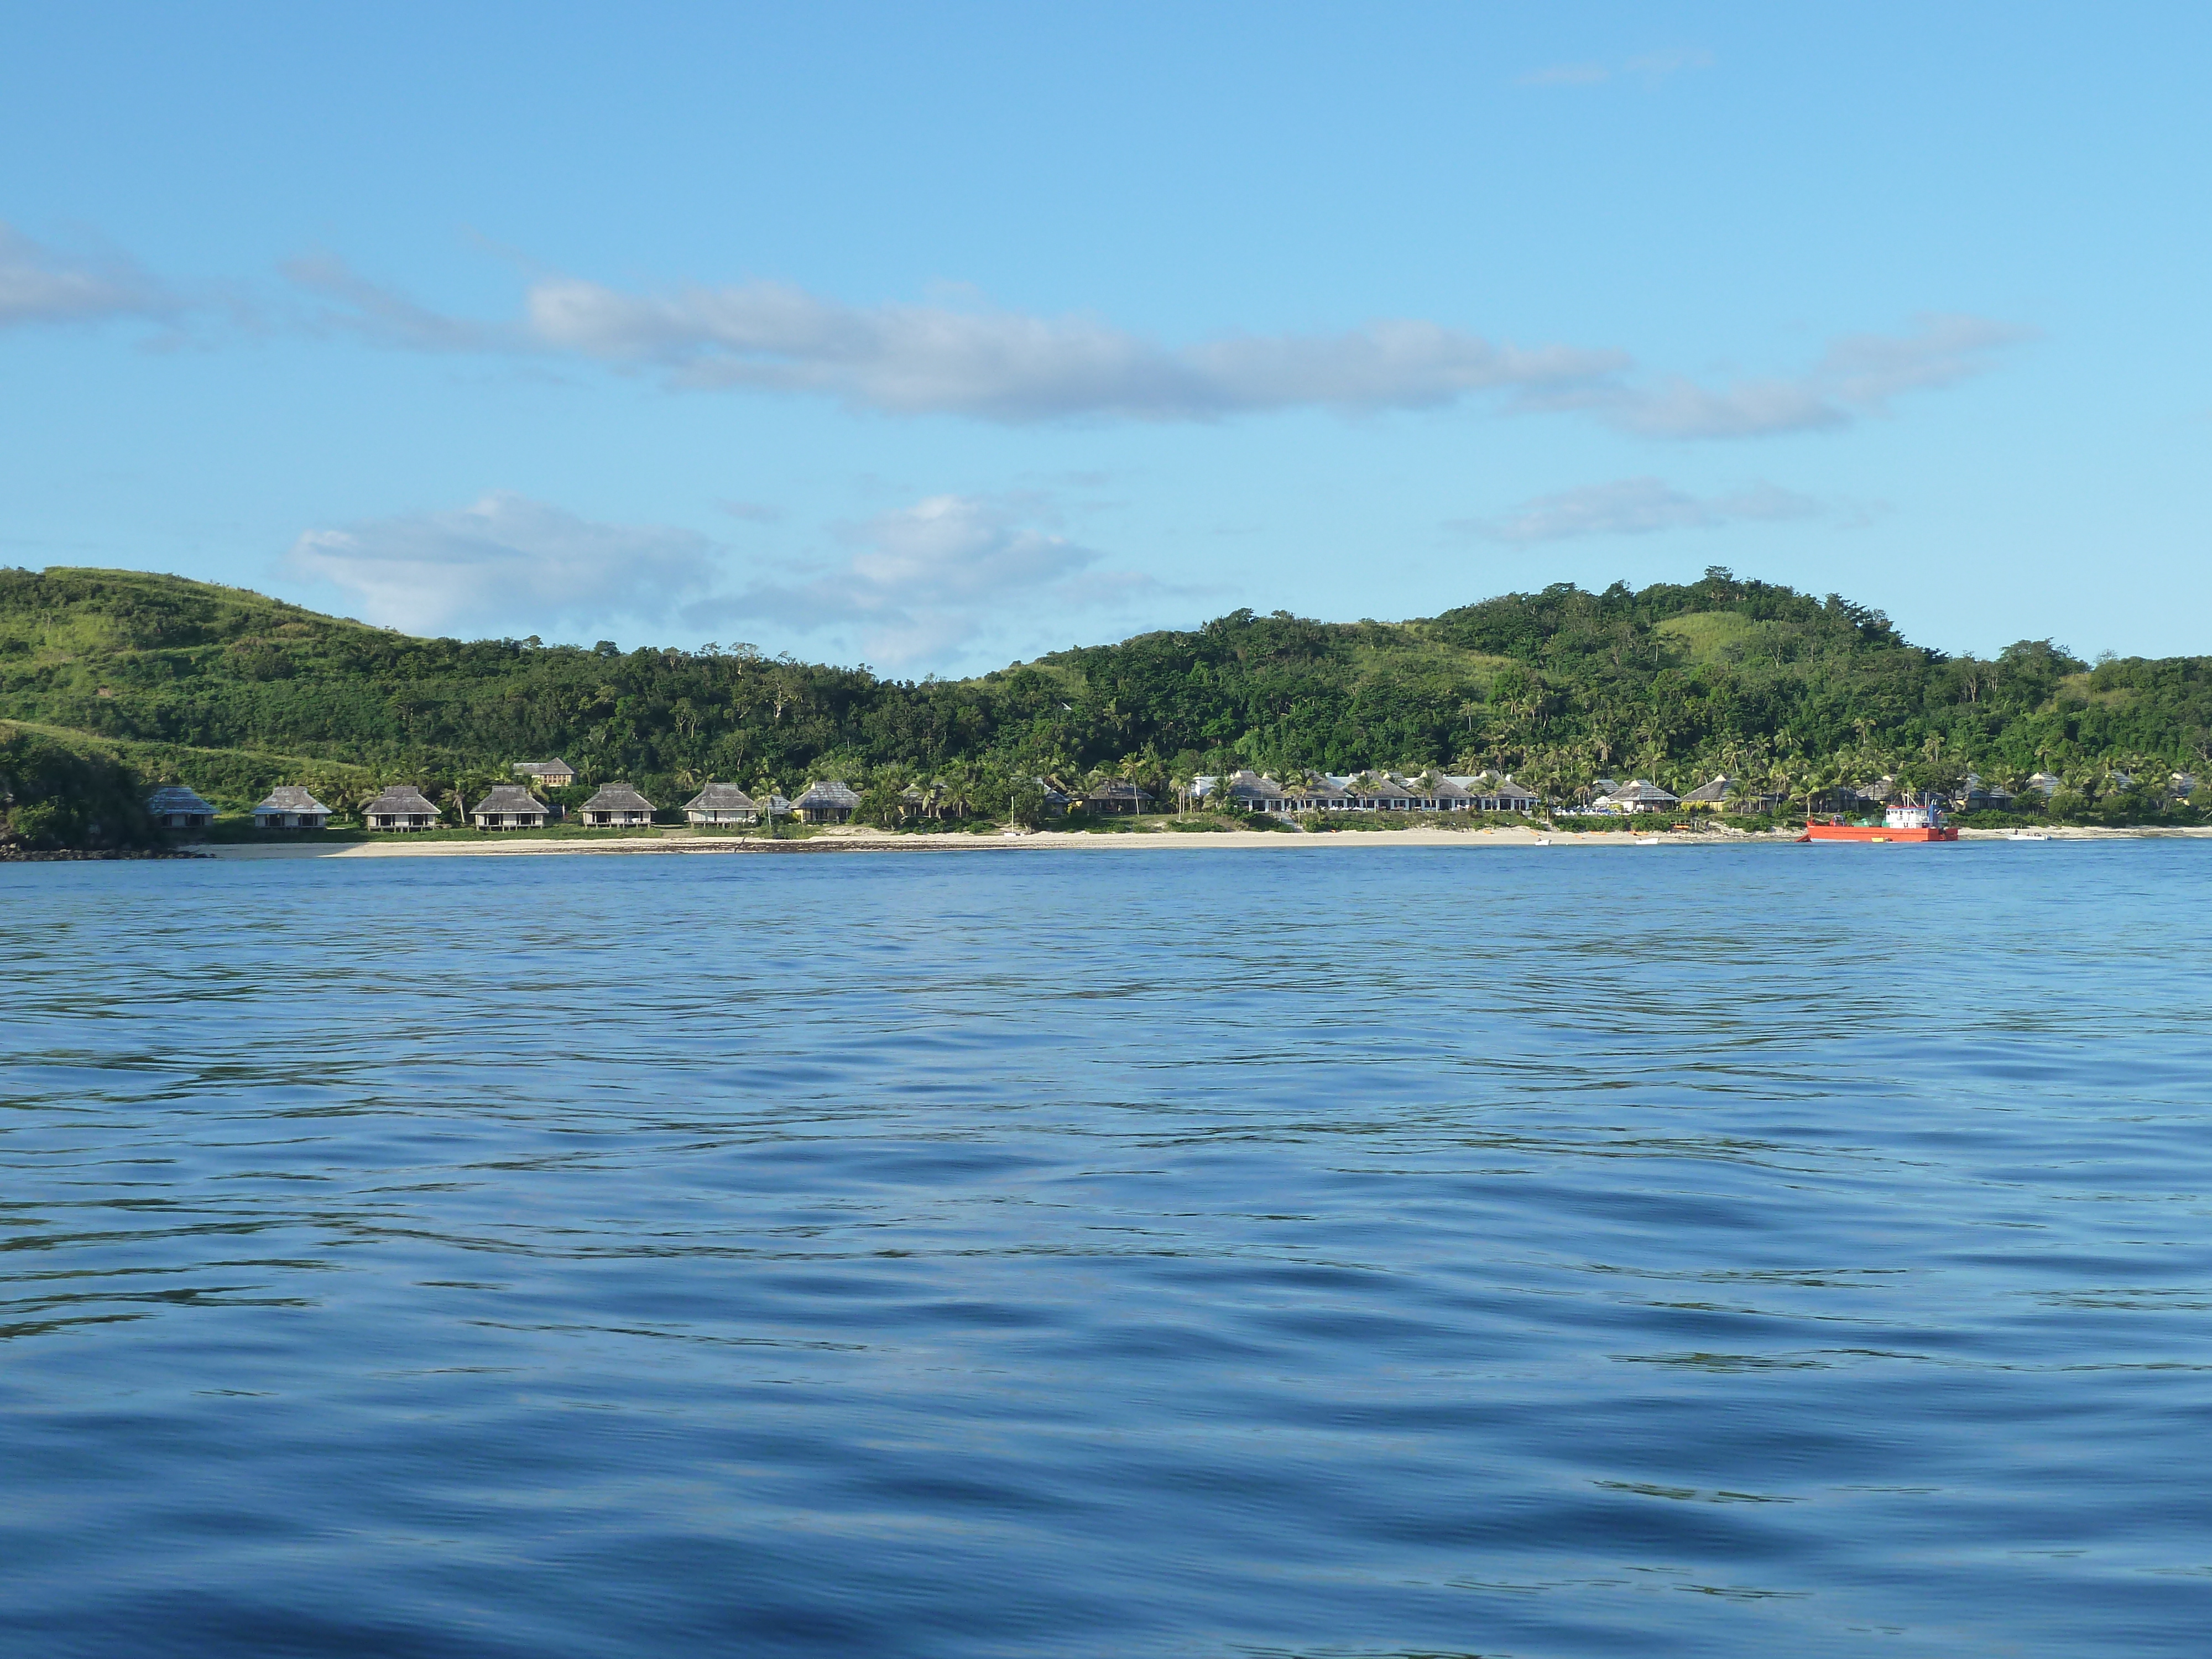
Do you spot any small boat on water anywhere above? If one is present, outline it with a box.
[2007,830,2051,842]
[1797,795,1958,844]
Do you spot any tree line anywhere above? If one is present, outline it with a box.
[4,564,2208,848]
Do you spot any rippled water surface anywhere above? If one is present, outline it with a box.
[7,841,2212,1657]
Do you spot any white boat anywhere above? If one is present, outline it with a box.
[2006,831,2050,841]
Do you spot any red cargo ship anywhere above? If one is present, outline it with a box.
[1798,795,1958,843]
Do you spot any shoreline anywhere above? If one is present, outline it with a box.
[186,822,2212,860]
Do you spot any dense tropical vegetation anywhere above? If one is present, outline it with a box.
[3,563,2208,848]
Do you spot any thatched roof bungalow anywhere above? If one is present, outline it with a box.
[1351,773,1420,811]
[577,782,655,828]
[363,785,439,831]
[1079,780,1156,815]
[470,784,549,830]
[1677,775,1734,812]
[793,780,861,823]
[148,785,216,830]
[1598,779,1679,813]
[513,758,576,786]
[684,782,759,826]
[1287,774,1353,812]
[1477,775,1543,812]
[252,785,331,831]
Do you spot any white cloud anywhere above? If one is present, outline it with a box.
[184,242,2025,440]
[519,276,1626,422]
[455,276,2024,437]
[1602,315,2032,439]
[698,493,1161,669]
[286,491,717,637]
[282,252,512,352]
[1521,47,1713,87]
[0,223,175,328]
[1467,477,1823,544]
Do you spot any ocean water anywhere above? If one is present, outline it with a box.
[5,839,2212,1658]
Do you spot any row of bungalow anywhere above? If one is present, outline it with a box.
[1190,770,1544,815]
[147,756,2194,836]
[355,773,863,832]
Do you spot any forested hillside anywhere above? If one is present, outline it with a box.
[3,564,2208,845]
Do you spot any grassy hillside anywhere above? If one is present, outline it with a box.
[3,564,2209,848]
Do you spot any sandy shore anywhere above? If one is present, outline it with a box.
[195,822,2212,860]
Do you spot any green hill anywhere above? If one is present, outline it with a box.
[3,563,2208,848]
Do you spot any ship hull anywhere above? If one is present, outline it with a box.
[1797,824,1958,843]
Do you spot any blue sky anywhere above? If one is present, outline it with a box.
[3,3,2206,674]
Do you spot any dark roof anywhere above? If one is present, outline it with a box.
[254,786,331,813]
[795,779,862,807]
[685,782,756,810]
[1086,780,1155,801]
[366,785,439,816]
[512,758,575,776]
[1605,779,1679,804]
[471,784,547,816]
[578,782,655,812]
[147,785,215,814]
[1678,776,1733,804]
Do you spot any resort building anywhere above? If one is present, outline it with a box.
[1597,779,1679,813]
[684,782,759,826]
[2027,771,2063,799]
[512,759,577,787]
[793,780,862,823]
[1190,769,1547,816]
[1678,776,1734,812]
[147,785,216,830]
[470,784,550,830]
[1082,780,1156,815]
[252,786,331,831]
[1470,775,1543,813]
[1955,774,2015,812]
[1425,774,1477,812]
[1350,773,1421,811]
[576,782,655,828]
[363,785,440,830]
[1189,770,1286,812]
[1289,775,1353,813]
